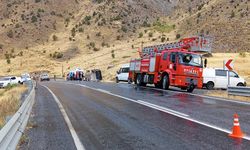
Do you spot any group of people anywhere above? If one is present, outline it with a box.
[66,69,102,82]
[67,70,84,81]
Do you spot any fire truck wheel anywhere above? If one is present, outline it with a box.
[181,87,187,90]
[136,74,142,86]
[136,74,145,86]
[187,84,195,93]
[128,78,132,84]
[206,81,214,90]
[154,83,161,88]
[162,75,169,90]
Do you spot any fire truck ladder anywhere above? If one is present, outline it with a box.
[141,36,213,57]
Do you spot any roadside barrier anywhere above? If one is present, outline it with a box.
[228,86,250,97]
[0,82,35,150]
[229,113,245,139]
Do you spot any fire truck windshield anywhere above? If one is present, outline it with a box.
[179,53,202,67]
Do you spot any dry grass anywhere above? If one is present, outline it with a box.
[0,85,27,128]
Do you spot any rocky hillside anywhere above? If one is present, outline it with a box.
[0,0,249,79]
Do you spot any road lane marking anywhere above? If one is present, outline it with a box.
[97,88,111,94]
[42,85,86,150]
[67,82,250,141]
[137,100,189,117]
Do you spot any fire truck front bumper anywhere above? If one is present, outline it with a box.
[175,76,203,89]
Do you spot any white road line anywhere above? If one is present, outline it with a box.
[42,85,85,150]
[69,83,250,141]
[97,88,111,94]
[137,100,189,117]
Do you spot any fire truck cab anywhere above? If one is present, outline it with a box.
[129,36,212,93]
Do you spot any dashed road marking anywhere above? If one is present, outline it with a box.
[42,85,85,150]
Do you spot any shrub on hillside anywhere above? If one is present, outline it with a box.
[52,35,58,41]
[93,47,99,51]
[78,28,84,32]
[139,32,143,38]
[239,52,246,57]
[52,52,63,59]
[148,32,153,37]
[121,26,128,33]
[176,34,181,39]
[7,30,14,38]
[31,16,37,23]
[161,37,166,42]
[7,59,11,64]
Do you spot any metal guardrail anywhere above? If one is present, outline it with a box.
[228,86,250,97]
[0,82,35,150]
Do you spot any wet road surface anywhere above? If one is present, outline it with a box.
[67,81,250,136]
[22,81,250,149]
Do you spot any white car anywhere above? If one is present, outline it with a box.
[21,73,31,82]
[0,77,11,88]
[203,68,246,90]
[0,76,23,88]
[116,64,130,83]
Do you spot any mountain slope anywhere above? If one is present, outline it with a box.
[0,0,249,80]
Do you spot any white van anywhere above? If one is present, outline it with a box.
[203,68,246,90]
[116,64,130,83]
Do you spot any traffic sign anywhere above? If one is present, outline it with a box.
[224,59,233,71]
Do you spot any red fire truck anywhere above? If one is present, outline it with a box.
[128,36,213,92]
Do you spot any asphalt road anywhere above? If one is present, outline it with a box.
[20,84,76,150]
[21,81,250,150]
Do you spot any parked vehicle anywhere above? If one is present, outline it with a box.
[67,68,84,81]
[203,68,246,90]
[21,73,31,82]
[40,74,50,81]
[129,36,213,93]
[116,64,130,83]
[0,77,11,88]
[0,76,23,88]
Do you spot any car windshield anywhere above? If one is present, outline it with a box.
[2,77,10,81]
[179,53,202,67]
[120,68,129,73]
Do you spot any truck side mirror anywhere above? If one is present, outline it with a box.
[117,71,120,74]
[204,59,207,68]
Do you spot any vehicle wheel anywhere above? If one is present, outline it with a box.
[237,83,244,86]
[206,81,214,90]
[187,84,195,93]
[136,74,143,86]
[128,78,132,84]
[181,87,187,90]
[116,77,119,83]
[162,75,169,90]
